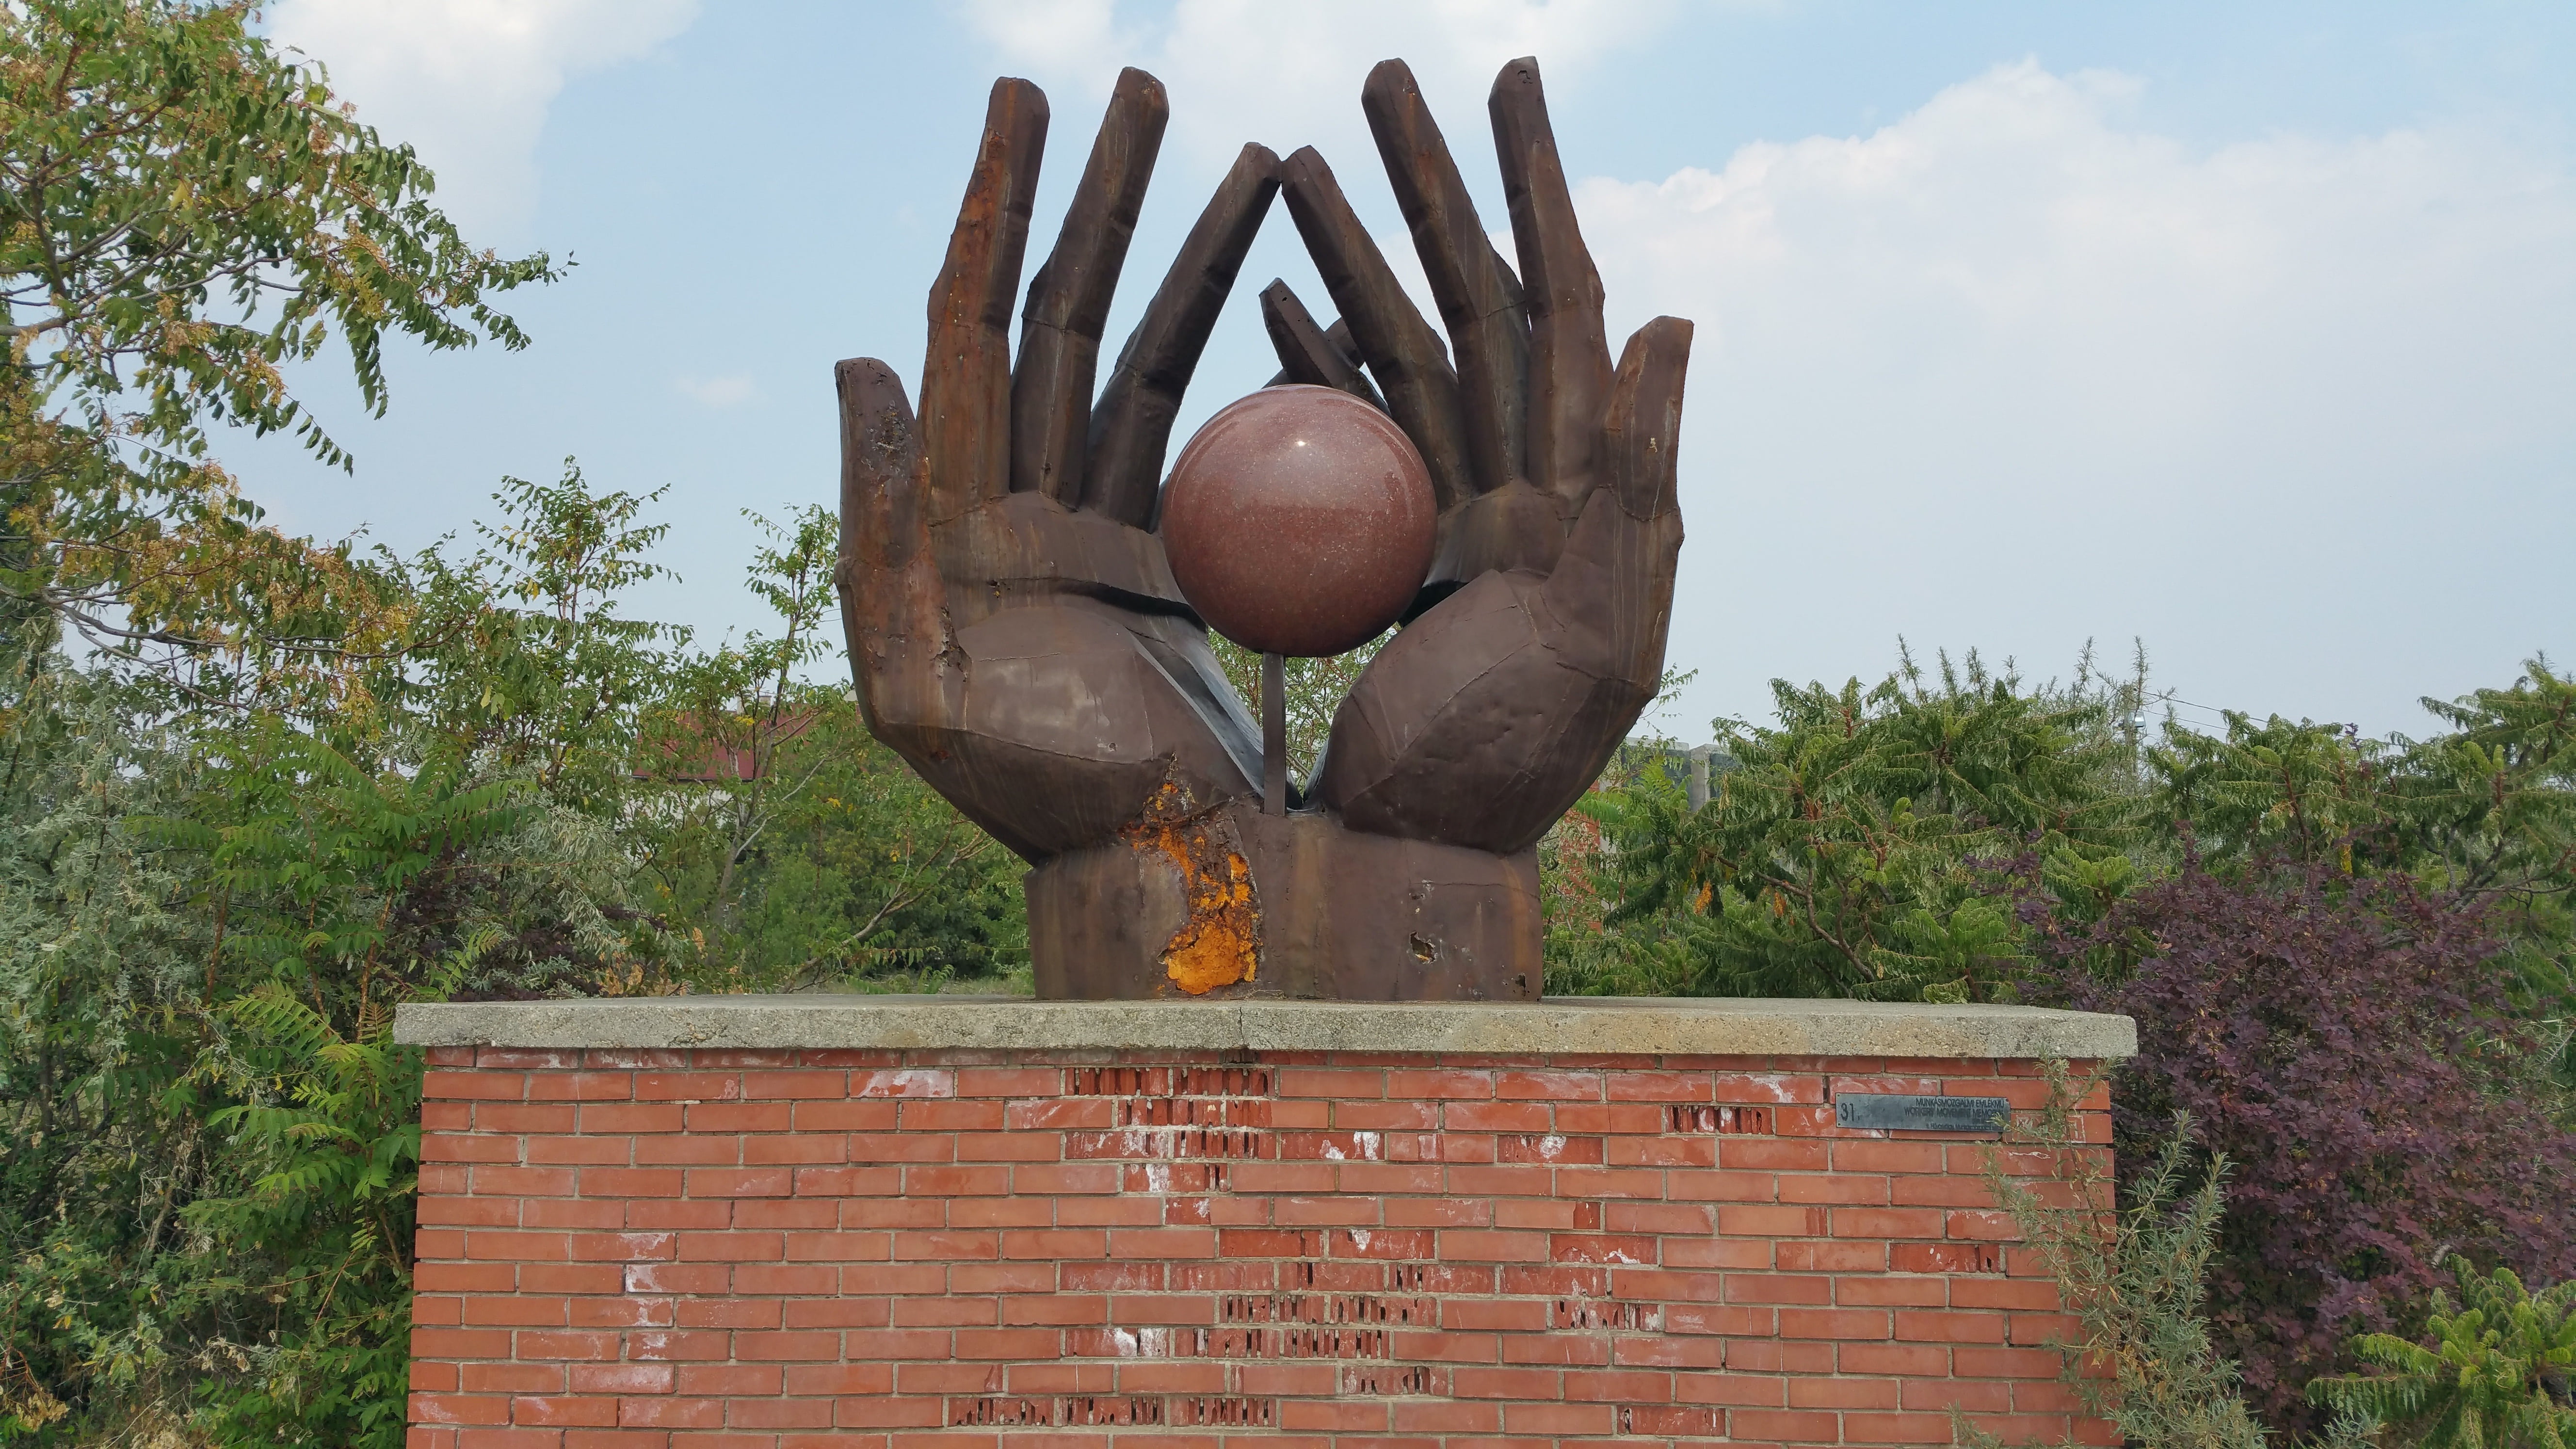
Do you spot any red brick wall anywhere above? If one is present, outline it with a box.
[409,1046,2113,1449]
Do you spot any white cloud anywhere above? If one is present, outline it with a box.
[674,374,756,408]
[268,0,699,239]
[959,0,1684,168]
[1578,62,2576,733]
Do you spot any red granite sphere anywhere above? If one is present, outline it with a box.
[1159,386,1436,658]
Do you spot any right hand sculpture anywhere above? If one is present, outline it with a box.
[1273,58,1691,857]
[838,59,1689,1002]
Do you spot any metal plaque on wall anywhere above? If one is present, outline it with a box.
[1834,1094,2011,1134]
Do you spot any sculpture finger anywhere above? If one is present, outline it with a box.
[1012,67,1169,506]
[838,358,925,571]
[1544,315,1691,689]
[1258,279,1387,411]
[1084,142,1281,529]
[1602,316,1691,523]
[922,78,1049,520]
[835,357,946,736]
[1489,56,1610,513]
[1277,146,1474,511]
[1361,59,1530,499]
[1323,319,1365,366]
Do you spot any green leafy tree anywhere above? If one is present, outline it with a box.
[395,462,678,808]
[186,967,472,1448]
[2308,1259,2576,1449]
[115,736,525,1447]
[643,701,1026,992]
[1576,647,2142,1000]
[638,507,1022,990]
[2143,661,2575,1029]
[142,731,527,1011]
[0,666,215,1443]
[643,505,837,939]
[0,620,664,1443]
[0,0,553,700]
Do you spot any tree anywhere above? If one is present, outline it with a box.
[641,700,1026,991]
[642,506,836,939]
[395,461,678,809]
[164,753,522,1449]
[636,507,1022,990]
[1576,647,2142,1000]
[0,0,553,702]
[1568,644,2576,1418]
[2036,861,2576,1429]
[0,9,1034,1445]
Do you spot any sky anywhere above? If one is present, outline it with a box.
[234,0,2576,744]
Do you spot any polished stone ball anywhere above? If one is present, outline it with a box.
[1160,386,1435,658]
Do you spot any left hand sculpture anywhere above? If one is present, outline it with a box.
[839,59,1689,1001]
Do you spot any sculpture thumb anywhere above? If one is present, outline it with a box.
[1602,317,1690,524]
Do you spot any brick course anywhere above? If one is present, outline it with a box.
[410,1046,2113,1449]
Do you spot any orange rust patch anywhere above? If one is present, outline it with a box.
[1122,785,1257,994]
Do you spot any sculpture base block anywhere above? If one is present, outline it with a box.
[1026,800,1542,1001]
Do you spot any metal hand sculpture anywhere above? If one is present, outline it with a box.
[837,59,1690,1002]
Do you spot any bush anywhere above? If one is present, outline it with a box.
[1580,650,2143,1001]
[2033,861,2576,1430]
[1965,1084,2271,1449]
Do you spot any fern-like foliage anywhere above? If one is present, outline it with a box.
[137,725,528,992]
[2307,1258,2576,1449]
[179,933,493,1449]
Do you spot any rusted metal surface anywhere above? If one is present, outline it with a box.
[834,78,1258,866]
[1491,56,1612,514]
[1256,279,1386,411]
[1028,800,1543,1002]
[836,57,1690,996]
[919,79,1047,517]
[1276,146,1475,514]
[1361,60,1531,507]
[1084,143,1281,529]
[1012,68,1168,507]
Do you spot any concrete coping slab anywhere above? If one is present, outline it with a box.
[393,996,2135,1061]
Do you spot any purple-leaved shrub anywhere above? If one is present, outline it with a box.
[2032,861,2576,1432]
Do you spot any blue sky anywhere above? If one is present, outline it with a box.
[238,1,2575,742]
